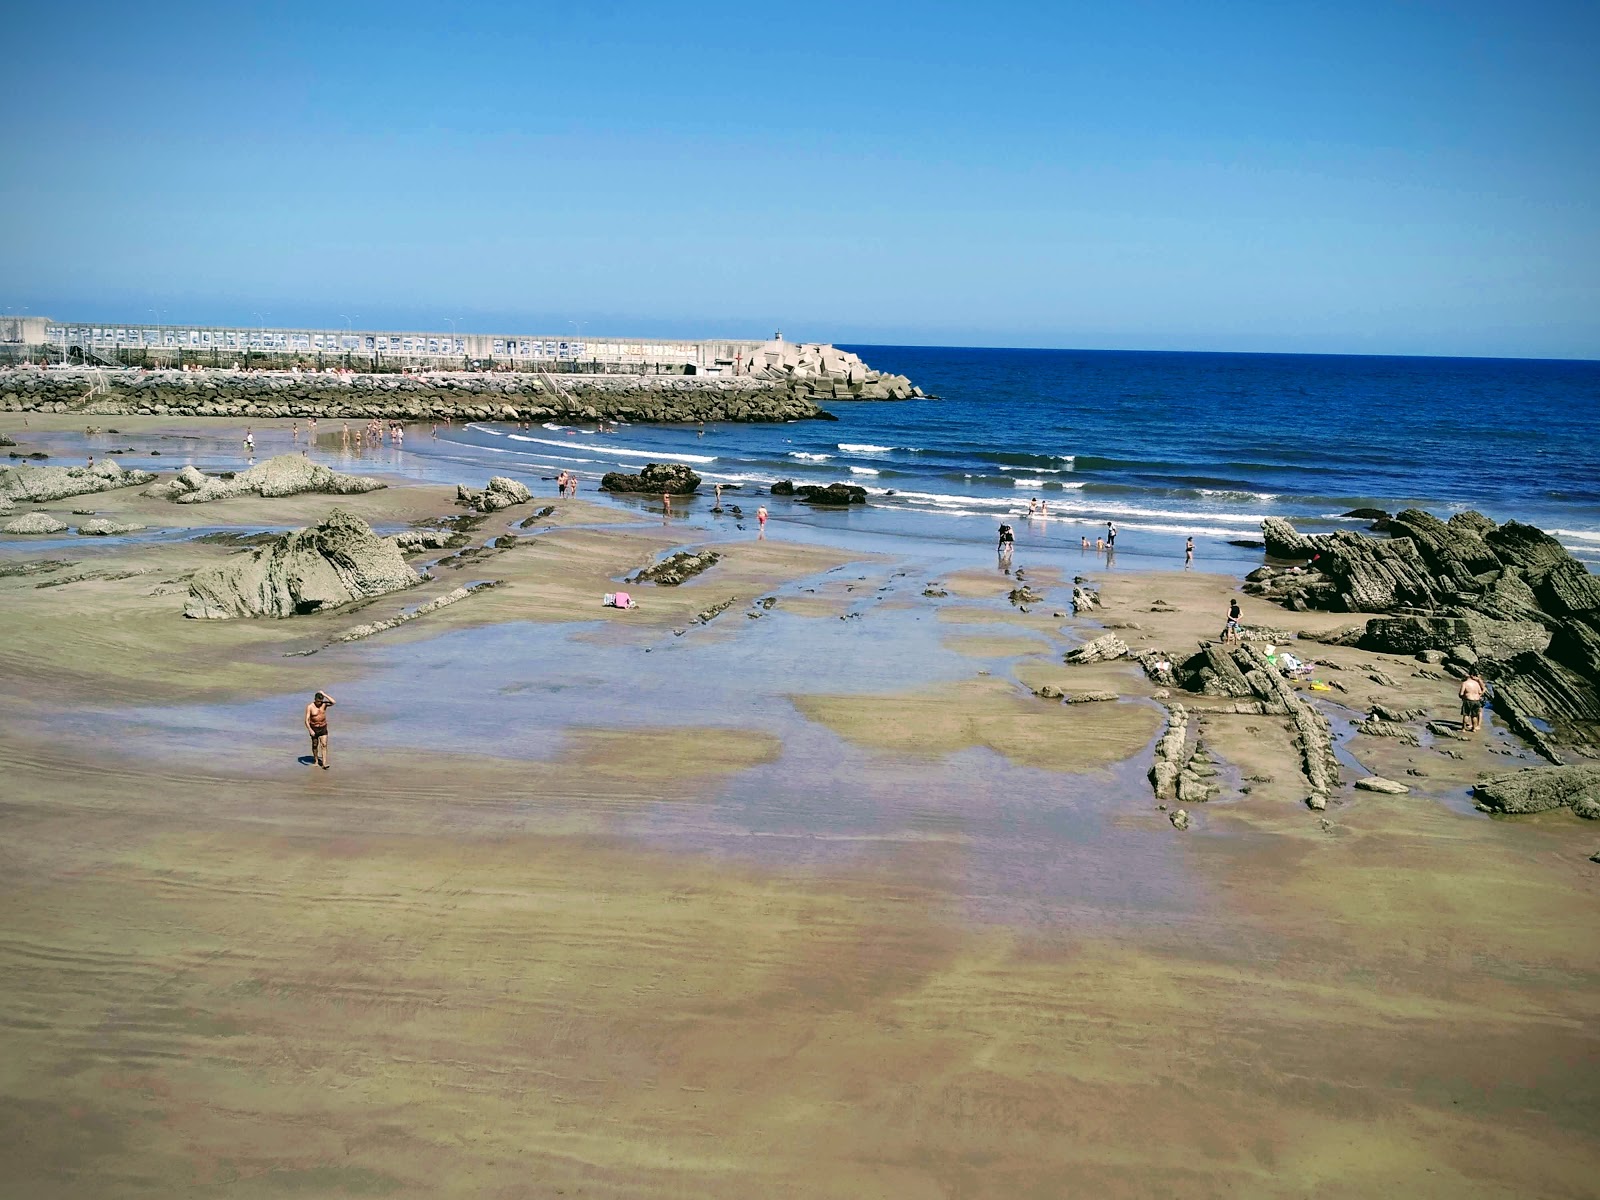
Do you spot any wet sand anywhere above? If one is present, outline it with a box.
[3,415,1599,1198]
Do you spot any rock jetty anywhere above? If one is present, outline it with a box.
[0,360,919,425]
[185,508,419,619]
[1250,511,1600,759]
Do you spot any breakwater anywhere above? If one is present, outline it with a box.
[0,357,920,425]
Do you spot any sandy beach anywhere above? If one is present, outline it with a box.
[3,413,1598,1198]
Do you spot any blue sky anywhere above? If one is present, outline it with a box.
[2,0,1596,357]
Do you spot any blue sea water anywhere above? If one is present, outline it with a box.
[423,347,1600,570]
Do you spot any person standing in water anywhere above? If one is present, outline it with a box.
[757,505,769,538]
[1106,521,1117,551]
[997,522,1015,573]
[304,691,336,769]
[1185,536,1195,568]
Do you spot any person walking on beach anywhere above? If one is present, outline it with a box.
[757,505,769,539]
[304,691,336,769]
[243,428,254,454]
[1222,598,1242,643]
[1106,521,1117,551]
[997,521,1015,573]
[713,483,723,511]
[1185,536,1195,568]
[1459,669,1488,733]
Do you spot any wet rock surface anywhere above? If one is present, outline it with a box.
[630,550,721,587]
[1474,764,1600,815]
[2,512,69,534]
[146,454,384,504]
[1,458,156,504]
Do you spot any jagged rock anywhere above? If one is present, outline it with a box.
[1306,793,1328,811]
[2,512,68,534]
[1033,685,1064,700]
[1355,776,1411,794]
[769,480,795,496]
[1149,703,1190,800]
[1064,691,1119,704]
[1356,718,1419,744]
[1170,809,1191,830]
[1064,633,1129,664]
[0,459,156,504]
[388,529,469,552]
[1473,764,1600,814]
[1472,568,1544,623]
[794,482,867,505]
[630,550,721,586]
[1449,511,1497,537]
[600,462,702,494]
[1263,516,1318,559]
[478,476,532,511]
[76,518,147,536]
[1389,507,1501,577]
[1490,650,1600,762]
[1072,585,1099,611]
[1536,559,1600,617]
[163,455,383,504]
[1372,703,1425,722]
[1134,649,1177,687]
[1008,585,1043,606]
[1483,521,1572,575]
[1360,614,1551,663]
[184,508,418,619]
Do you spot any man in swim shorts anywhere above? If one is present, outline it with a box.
[1458,669,1487,733]
[305,691,336,769]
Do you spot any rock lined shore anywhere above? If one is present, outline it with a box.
[0,360,921,424]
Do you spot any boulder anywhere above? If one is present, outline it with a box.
[630,550,721,586]
[184,508,419,619]
[600,462,702,494]
[2,512,69,534]
[1474,764,1600,815]
[76,518,147,536]
[478,476,532,511]
[1535,559,1600,617]
[769,480,796,496]
[1484,521,1572,575]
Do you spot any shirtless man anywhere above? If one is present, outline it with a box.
[304,691,336,769]
[1459,669,1488,733]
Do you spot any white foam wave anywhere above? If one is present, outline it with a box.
[542,422,565,430]
[789,451,832,461]
[1551,528,1600,544]
[838,443,892,453]
[1196,488,1279,502]
[503,433,716,464]
[1012,479,1046,488]
[848,466,880,476]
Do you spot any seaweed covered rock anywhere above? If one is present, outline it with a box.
[629,550,721,586]
[600,462,701,494]
[184,508,419,619]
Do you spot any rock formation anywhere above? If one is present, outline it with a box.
[0,459,156,504]
[629,550,721,586]
[599,463,701,494]
[793,482,867,505]
[145,455,384,504]
[2,512,69,534]
[1251,512,1600,757]
[185,508,419,619]
[76,518,147,535]
[454,476,533,512]
[1473,764,1600,815]
[1063,633,1129,664]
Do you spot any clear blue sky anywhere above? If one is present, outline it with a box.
[3,0,1596,357]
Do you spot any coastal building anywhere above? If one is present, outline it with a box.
[5,316,779,375]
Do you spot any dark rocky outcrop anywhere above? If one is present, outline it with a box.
[629,550,720,586]
[769,480,795,496]
[793,483,866,505]
[1255,513,1600,755]
[185,508,418,619]
[600,462,701,494]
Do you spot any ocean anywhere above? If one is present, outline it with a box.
[417,346,1600,571]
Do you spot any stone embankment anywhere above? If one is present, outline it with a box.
[0,355,921,424]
